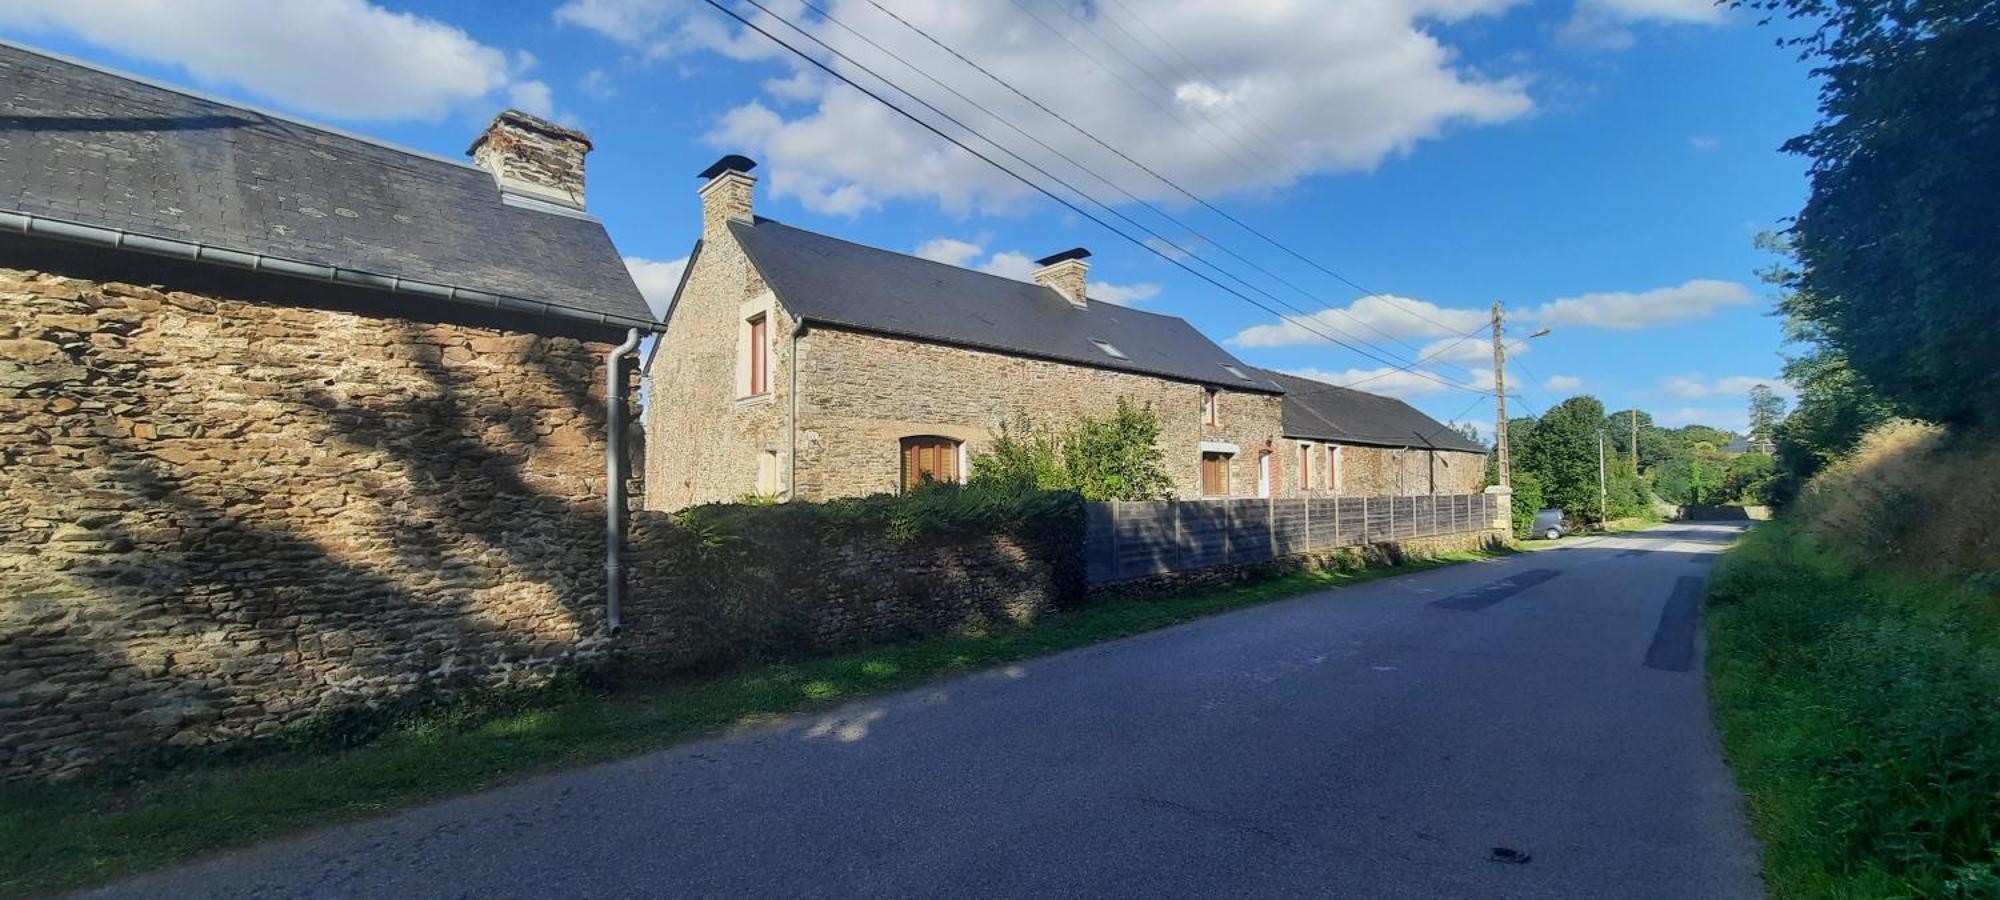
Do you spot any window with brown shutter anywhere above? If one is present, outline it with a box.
[900,436,960,491]
[1297,443,1310,490]
[747,314,769,396]
[1202,388,1219,426]
[1201,451,1230,496]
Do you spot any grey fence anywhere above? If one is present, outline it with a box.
[1085,493,1499,584]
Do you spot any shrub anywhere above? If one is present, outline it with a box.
[970,397,1173,501]
[1791,419,2000,575]
[1509,471,1546,539]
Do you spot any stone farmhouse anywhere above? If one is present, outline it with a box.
[645,156,1486,508]
[0,44,656,777]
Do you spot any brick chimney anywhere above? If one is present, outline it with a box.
[1033,248,1091,308]
[698,154,758,241]
[468,110,592,209]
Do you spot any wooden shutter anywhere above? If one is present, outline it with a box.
[901,437,958,491]
[1201,452,1229,496]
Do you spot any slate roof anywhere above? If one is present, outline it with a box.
[1259,368,1486,453]
[0,42,650,326]
[728,218,1280,392]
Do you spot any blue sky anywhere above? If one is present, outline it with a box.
[0,0,1820,436]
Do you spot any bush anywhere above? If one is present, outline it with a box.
[1708,521,2000,896]
[1509,471,1546,540]
[1791,420,2000,575]
[970,397,1173,501]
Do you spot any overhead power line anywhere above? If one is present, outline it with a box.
[707,0,1492,396]
[852,0,1482,355]
[799,0,1472,376]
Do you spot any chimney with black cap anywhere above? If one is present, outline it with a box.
[468,110,593,209]
[699,154,758,241]
[1032,247,1091,308]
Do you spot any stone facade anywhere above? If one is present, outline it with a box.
[643,169,1288,509]
[793,326,1284,502]
[0,258,632,779]
[1278,439,1487,498]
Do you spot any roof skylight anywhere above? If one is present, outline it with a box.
[1090,338,1129,360]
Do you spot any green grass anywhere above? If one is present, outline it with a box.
[0,546,1506,897]
[1706,521,2000,898]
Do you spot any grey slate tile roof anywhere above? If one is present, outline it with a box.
[728,218,1279,392]
[0,42,649,325]
[1259,368,1486,453]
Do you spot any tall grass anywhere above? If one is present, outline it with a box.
[1707,423,2000,896]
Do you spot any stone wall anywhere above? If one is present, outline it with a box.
[795,325,1286,502]
[619,508,1068,673]
[1087,527,1510,601]
[0,261,630,779]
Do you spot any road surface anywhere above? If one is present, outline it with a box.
[90,522,1762,899]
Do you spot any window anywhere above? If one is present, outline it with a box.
[746,313,769,396]
[1201,451,1230,496]
[1202,388,1219,426]
[1219,363,1254,382]
[1297,443,1311,490]
[901,436,961,491]
[755,450,779,497]
[1089,338,1129,360]
[1328,444,1344,493]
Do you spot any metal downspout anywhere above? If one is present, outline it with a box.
[604,328,643,634]
[789,319,805,500]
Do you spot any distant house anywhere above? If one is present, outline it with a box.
[0,42,654,778]
[1260,369,1489,496]
[643,155,1487,508]
[1721,434,1774,455]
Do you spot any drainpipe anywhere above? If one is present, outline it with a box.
[788,319,806,500]
[604,328,643,634]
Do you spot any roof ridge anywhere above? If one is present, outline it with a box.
[0,38,483,174]
[745,218,1194,324]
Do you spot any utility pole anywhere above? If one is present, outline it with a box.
[1492,301,1509,487]
[1630,408,1639,470]
[1598,431,1609,523]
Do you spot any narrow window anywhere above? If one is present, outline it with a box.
[747,314,769,396]
[1329,445,1344,493]
[755,450,779,496]
[1201,451,1231,496]
[1202,388,1219,426]
[1297,443,1310,491]
[901,436,961,492]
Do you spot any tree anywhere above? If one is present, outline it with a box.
[1747,384,1787,446]
[1517,396,1608,523]
[970,398,1173,501]
[1735,0,2000,427]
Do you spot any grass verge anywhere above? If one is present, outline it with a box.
[1706,520,2000,898]
[2,546,1507,897]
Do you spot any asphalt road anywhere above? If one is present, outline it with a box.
[90,522,1763,899]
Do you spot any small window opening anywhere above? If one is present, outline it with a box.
[1089,338,1128,360]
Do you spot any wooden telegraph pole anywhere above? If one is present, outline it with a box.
[1630,408,1639,470]
[1492,302,1509,487]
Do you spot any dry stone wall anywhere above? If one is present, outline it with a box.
[0,264,629,779]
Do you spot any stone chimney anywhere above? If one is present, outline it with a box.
[698,154,758,241]
[467,110,592,209]
[1033,248,1091,308]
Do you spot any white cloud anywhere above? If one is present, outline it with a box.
[1662,374,1793,400]
[913,238,985,268]
[1559,0,1726,49]
[1544,374,1584,392]
[507,80,556,118]
[1282,366,1485,401]
[1525,279,1753,330]
[580,68,618,101]
[0,0,546,121]
[1230,294,1487,348]
[624,255,690,319]
[1689,135,1719,150]
[1089,282,1162,305]
[978,251,1038,280]
[568,0,1533,215]
[1655,406,1747,431]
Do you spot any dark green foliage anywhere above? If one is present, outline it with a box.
[970,397,1174,501]
[1722,451,1779,505]
[1734,0,2000,427]
[1708,522,2000,896]
[1508,470,1546,539]
[1747,385,1787,446]
[1518,396,1610,522]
